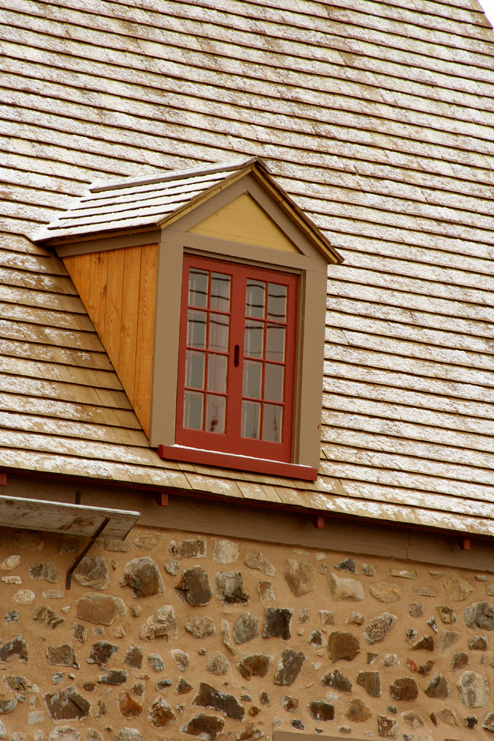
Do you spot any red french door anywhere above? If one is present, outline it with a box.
[176,254,298,462]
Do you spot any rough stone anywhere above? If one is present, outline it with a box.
[390,569,416,579]
[185,616,216,639]
[0,721,5,739]
[4,611,19,623]
[216,572,248,604]
[259,692,270,706]
[48,731,80,741]
[118,692,143,719]
[370,582,402,603]
[114,729,142,741]
[345,698,371,722]
[334,558,356,573]
[408,603,423,618]
[59,536,81,555]
[148,697,176,727]
[147,653,164,671]
[440,630,459,651]
[401,711,424,728]
[176,678,193,694]
[244,552,275,576]
[87,642,119,667]
[98,670,128,685]
[257,582,274,602]
[329,573,364,601]
[124,646,143,669]
[281,694,298,712]
[75,594,126,626]
[171,648,189,671]
[346,611,364,625]
[176,567,212,606]
[0,697,17,714]
[487,585,494,597]
[319,610,335,627]
[430,709,461,726]
[12,590,35,605]
[220,620,235,655]
[464,601,494,630]
[207,652,230,675]
[29,562,58,583]
[283,560,315,597]
[233,612,259,644]
[213,540,239,564]
[321,668,352,693]
[156,679,172,690]
[134,532,162,550]
[274,649,305,686]
[237,655,272,680]
[457,670,490,707]
[425,674,450,698]
[469,635,488,650]
[357,671,381,697]
[444,577,473,602]
[382,654,399,667]
[327,632,360,662]
[309,630,324,646]
[45,687,90,721]
[260,608,291,642]
[70,623,87,644]
[452,651,468,671]
[181,713,225,740]
[465,715,478,728]
[426,616,438,633]
[362,563,376,576]
[164,560,180,576]
[436,605,456,623]
[10,530,44,551]
[46,644,79,668]
[411,635,434,651]
[4,674,37,693]
[121,558,163,598]
[377,716,399,739]
[193,683,245,721]
[298,608,309,623]
[43,590,64,599]
[483,712,494,732]
[364,613,397,644]
[236,722,264,741]
[33,605,64,629]
[176,539,206,559]
[73,557,109,591]
[1,555,21,571]
[139,605,178,641]
[308,701,334,721]
[1,575,21,585]
[418,660,434,675]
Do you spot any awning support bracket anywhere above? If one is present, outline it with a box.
[66,518,110,590]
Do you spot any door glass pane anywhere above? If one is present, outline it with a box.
[267,283,287,321]
[244,320,264,358]
[262,403,282,442]
[264,363,284,402]
[246,280,265,318]
[188,269,208,308]
[241,400,261,439]
[207,354,227,393]
[266,324,285,362]
[210,273,231,312]
[206,395,226,434]
[243,360,262,399]
[187,310,207,348]
[185,350,205,389]
[183,390,203,430]
[209,313,229,352]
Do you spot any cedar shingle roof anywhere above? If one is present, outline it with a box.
[2,0,494,536]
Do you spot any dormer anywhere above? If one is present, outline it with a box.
[35,158,342,481]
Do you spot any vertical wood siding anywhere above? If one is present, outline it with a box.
[63,245,158,436]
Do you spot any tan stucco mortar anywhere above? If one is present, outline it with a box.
[0,524,493,740]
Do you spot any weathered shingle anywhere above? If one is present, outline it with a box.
[1,0,494,535]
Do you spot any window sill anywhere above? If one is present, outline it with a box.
[158,445,318,481]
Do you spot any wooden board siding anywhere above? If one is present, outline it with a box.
[63,244,158,436]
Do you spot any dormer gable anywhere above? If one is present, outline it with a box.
[35,157,342,480]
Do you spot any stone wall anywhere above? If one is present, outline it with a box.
[1,523,494,741]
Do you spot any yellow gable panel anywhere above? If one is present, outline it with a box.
[190,193,300,253]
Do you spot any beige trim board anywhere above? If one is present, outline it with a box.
[55,230,161,257]
[7,475,494,573]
